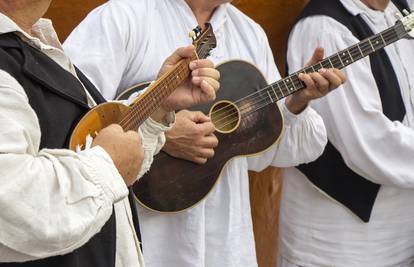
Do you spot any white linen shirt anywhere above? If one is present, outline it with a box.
[282,0,414,266]
[64,0,328,266]
[0,13,169,266]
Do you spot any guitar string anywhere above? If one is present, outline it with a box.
[211,27,405,129]
[208,26,403,121]
[208,27,401,122]
[119,64,187,129]
[121,62,190,130]
[119,45,212,130]
[119,44,212,130]
[210,27,404,129]
[146,28,406,162]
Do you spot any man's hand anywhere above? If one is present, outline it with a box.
[163,110,218,164]
[157,45,220,111]
[286,47,347,114]
[92,124,144,186]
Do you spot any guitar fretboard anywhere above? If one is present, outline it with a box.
[261,21,407,103]
[119,36,214,131]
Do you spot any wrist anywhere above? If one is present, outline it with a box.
[151,106,169,124]
[285,95,309,114]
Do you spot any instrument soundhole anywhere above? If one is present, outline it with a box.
[209,100,241,134]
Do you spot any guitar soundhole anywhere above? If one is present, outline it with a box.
[209,100,241,134]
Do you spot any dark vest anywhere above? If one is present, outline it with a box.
[0,33,116,267]
[291,0,408,222]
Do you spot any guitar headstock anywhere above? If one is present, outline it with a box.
[190,23,217,59]
[398,8,414,38]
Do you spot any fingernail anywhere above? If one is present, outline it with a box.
[189,62,197,70]
[192,69,199,76]
[319,68,327,74]
[193,77,201,83]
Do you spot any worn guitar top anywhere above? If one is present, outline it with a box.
[63,0,328,266]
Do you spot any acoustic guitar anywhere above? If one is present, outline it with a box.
[69,24,217,150]
[119,11,414,213]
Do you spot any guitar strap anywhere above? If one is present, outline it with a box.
[289,0,407,222]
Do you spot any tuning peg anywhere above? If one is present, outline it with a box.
[189,30,196,40]
[403,9,411,16]
[189,26,202,40]
[395,12,403,20]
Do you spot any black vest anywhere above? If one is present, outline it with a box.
[291,0,408,222]
[0,33,116,267]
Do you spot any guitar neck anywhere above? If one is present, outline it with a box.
[119,55,196,131]
[263,21,408,102]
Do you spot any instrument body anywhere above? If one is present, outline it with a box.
[126,11,414,213]
[69,24,216,151]
[69,102,130,150]
[127,61,283,212]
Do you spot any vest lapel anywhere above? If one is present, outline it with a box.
[18,40,90,109]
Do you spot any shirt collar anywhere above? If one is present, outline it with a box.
[0,12,63,51]
[174,0,229,32]
[340,0,399,25]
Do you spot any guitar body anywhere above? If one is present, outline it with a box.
[127,60,284,212]
[69,102,130,150]
[69,23,217,152]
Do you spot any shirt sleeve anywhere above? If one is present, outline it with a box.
[247,24,328,171]
[287,16,414,188]
[0,71,129,262]
[138,114,174,178]
[247,101,327,171]
[63,1,148,100]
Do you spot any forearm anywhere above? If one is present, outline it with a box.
[288,17,414,188]
[0,147,127,262]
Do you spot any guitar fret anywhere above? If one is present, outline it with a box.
[368,39,375,52]
[357,44,364,57]
[335,54,345,67]
[270,84,279,100]
[321,60,331,69]
[267,90,275,103]
[327,57,335,68]
[319,62,324,70]
[277,82,285,97]
[286,76,297,91]
[380,33,387,46]
[347,49,354,62]
[282,79,291,93]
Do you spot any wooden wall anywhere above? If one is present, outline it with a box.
[45,1,309,266]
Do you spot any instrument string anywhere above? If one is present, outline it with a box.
[119,45,212,130]
[147,24,409,161]
[210,27,404,129]
[211,26,401,121]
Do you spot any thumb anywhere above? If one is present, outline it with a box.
[306,47,324,67]
[190,111,211,123]
[163,45,195,66]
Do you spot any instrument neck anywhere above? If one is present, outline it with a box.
[119,54,197,131]
[262,22,406,104]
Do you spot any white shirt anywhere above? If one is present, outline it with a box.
[282,0,414,266]
[64,0,328,266]
[0,13,169,266]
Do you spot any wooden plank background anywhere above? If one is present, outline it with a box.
[45,1,309,266]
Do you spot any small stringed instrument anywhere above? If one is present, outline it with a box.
[69,24,217,150]
[120,11,414,213]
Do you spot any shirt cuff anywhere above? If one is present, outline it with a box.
[143,111,175,134]
[281,101,312,127]
[80,146,129,203]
